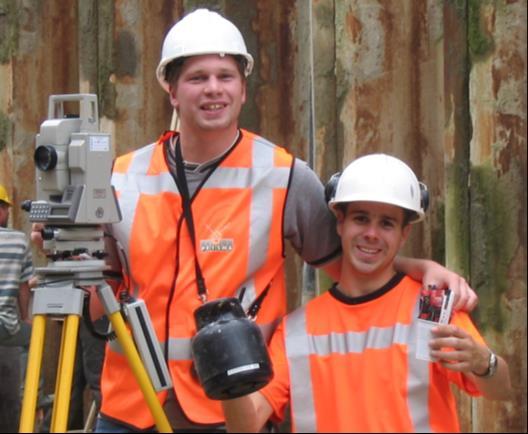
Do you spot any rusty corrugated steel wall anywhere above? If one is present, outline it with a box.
[466,1,526,431]
[0,0,525,431]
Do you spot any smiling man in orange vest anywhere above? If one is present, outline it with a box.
[84,9,481,433]
[221,154,512,433]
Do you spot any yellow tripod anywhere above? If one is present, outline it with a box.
[18,260,172,433]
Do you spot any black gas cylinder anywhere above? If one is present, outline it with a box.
[191,297,273,400]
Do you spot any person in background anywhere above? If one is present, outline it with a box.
[221,154,511,433]
[0,184,34,432]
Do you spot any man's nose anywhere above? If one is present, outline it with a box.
[363,223,379,239]
[204,76,221,93]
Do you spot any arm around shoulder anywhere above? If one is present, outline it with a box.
[222,391,274,433]
[394,256,478,312]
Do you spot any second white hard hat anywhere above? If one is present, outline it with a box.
[329,153,427,223]
[156,8,254,93]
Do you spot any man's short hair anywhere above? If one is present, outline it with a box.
[164,54,248,86]
[334,202,416,228]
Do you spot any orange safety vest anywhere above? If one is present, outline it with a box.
[100,129,294,428]
[281,275,483,432]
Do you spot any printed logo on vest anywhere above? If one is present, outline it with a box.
[200,224,234,252]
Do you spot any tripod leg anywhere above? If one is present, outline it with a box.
[49,319,67,430]
[106,311,172,433]
[19,315,46,433]
[50,315,80,433]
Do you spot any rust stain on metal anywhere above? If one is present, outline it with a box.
[253,0,296,146]
[346,11,362,43]
[475,111,493,159]
[277,4,295,142]
[254,1,274,83]
[378,2,396,71]
[495,113,526,175]
[491,48,525,97]
[349,81,383,151]
[356,106,381,147]
[115,30,138,78]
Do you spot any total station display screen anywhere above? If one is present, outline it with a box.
[50,207,69,216]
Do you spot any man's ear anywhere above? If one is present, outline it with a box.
[335,209,344,237]
[399,224,412,249]
[168,84,179,111]
[241,80,247,105]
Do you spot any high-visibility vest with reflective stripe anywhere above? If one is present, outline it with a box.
[282,276,482,432]
[100,129,294,428]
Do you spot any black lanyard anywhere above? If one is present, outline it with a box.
[171,134,271,318]
[173,138,208,302]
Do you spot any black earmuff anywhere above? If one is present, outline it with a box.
[324,172,342,204]
[419,182,429,213]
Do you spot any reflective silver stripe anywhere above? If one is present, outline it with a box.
[251,141,289,304]
[248,142,273,286]
[308,323,411,355]
[258,318,282,344]
[112,144,175,298]
[112,172,177,195]
[286,307,317,433]
[168,337,193,361]
[211,138,290,307]
[407,299,432,432]
[111,145,156,264]
[204,165,291,189]
[107,336,168,357]
[286,295,432,432]
[165,320,279,362]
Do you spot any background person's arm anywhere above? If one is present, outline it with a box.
[18,281,31,322]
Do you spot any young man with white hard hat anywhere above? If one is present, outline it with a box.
[92,9,477,432]
[221,154,511,433]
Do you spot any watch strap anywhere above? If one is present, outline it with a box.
[473,350,498,378]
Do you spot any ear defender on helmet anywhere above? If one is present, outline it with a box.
[419,182,429,214]
[324,172,342,204]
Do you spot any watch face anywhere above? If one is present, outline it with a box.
[489,352,498,376]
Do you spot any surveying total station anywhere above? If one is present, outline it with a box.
[19,94,172,433]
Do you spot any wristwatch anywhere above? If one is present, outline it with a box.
[473,350,498,378]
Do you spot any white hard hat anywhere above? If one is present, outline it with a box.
[156,8,254,93]
[329,154,427,223]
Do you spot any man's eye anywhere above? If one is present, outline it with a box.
[382,220,396,228]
